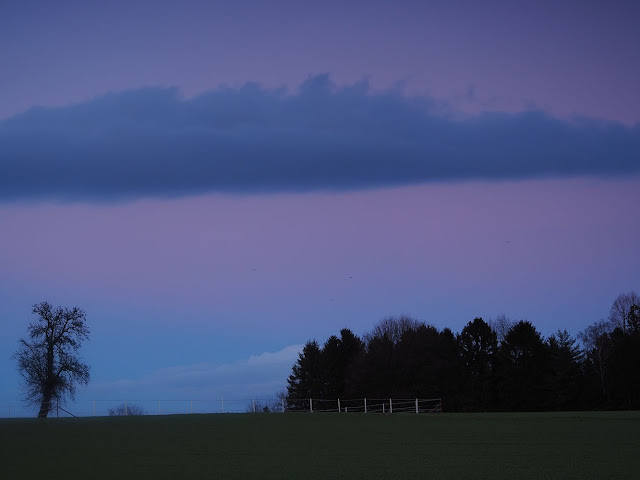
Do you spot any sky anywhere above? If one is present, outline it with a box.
[1,0,639,416]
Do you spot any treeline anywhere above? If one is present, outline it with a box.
[286,292,640,411]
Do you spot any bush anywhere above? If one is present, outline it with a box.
[108,402,145,416]
[246,392,286,413]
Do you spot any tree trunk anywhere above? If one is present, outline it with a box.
[38,392,52,418]
[38,342,55,418]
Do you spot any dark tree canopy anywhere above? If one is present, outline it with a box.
[286,340,323,408]
[459,318,497,378]
[546,330,583,410]
[496,321,548,411]
[287,329,365,407]
[458,318,498,410]
[321,329,364,398]
[579,319,613,399]
[284,291,640,412]
[14,301,90,417]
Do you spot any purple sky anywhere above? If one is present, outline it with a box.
[1,0,639,415]
[3,0,640,124]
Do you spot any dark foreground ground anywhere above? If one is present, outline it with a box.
[1,411,638,479]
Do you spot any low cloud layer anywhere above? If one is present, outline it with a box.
[86,344,303,404]
[1,75,638,202]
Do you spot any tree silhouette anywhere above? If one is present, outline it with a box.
[283,291,640,412]
[109,403,145,416]
[496,321,548,410]
[14,302,90,417]
[546,330,583,410]
[609,291,640,332]
[606,324,640,409]
[321,329,364,398]
[356,316,423,397]
[394,324,441,397]
[286,340,323,409]
[458,318,497,410]
[579,319,614,402]
[489,314,514,345]
[364,315,422,345]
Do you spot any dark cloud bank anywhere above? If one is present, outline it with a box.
[1,75,638,202]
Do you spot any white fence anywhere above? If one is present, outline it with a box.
[287,398,442,414]
[0,397,442,418]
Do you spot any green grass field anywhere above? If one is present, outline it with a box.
[1,411,638,479]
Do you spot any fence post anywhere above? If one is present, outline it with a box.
[221,396,225,413]
[310,398,313,413]
[57,399,59,418]
[415,398,418,413]
[338,398,341,413]
[253,399,256,413]
[282,398,285,413]
[124,400,128,416]
[190,400,193,414]
[364,398,367,414]
[93,400,96,416]
[389,398,392,414]
[383,404,385,414]
[158,400,161,415]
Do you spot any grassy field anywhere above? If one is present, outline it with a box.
[1,411,639,479]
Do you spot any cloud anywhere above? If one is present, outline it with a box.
[1,75,639,202]
[86,344,303,403]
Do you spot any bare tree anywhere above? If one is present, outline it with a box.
[609,291,640,332]
[489,314,514,344]
[13,302,90,418]
[365,314,422,345]
[109,403,145,416]
[579,319,613,397]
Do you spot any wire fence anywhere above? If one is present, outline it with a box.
[0,397,442,418]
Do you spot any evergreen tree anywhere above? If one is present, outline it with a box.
[322,329,364,398]
[496,321,548,411]
[458,318,498,411]
[286,340,323,409]
[546,329,583,410]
